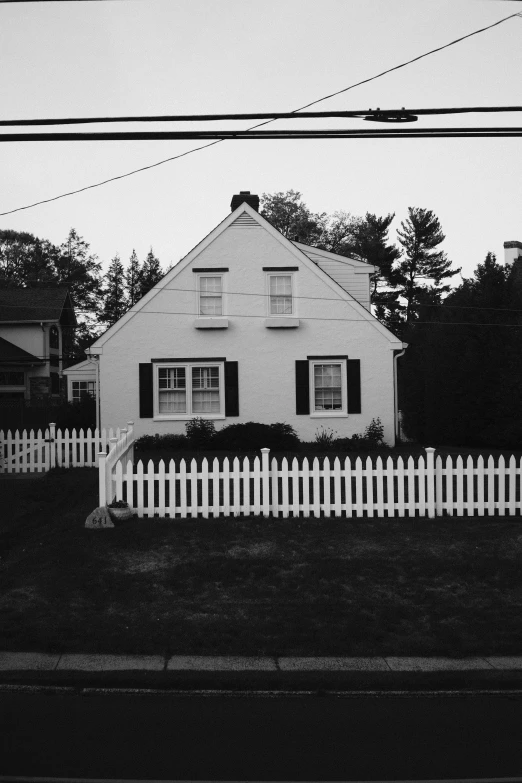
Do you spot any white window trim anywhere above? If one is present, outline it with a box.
[265,272,296,317]
[196,273,227,318]
[154,361,225,420]
[309,360,348,418]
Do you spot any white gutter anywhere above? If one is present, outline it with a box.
[393,345,408,443]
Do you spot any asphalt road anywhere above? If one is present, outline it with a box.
[2,689,522,781]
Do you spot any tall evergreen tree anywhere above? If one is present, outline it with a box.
[139,248,163,299]
[125,249,142,306]
[396,207,459,328]
[400,252,522,447]
[100,255,128,325]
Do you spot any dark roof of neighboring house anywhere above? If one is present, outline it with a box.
[0,287,76,325]
[0,335,45,364]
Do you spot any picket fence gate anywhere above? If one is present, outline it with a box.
[110,448,522,519]
[0,422,134,474]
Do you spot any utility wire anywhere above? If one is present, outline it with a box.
[3,106,522,126]
[3,128,522,141]
[2,285,522,313]
[1,11,520,217]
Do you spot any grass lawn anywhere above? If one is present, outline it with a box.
[1,466,522,658]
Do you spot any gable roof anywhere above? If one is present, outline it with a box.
[89,202,404,351]
[0,288,76,325]
[0,335,45,364]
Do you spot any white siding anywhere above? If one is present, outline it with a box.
[297,247,372,310]
[96,213,401,445]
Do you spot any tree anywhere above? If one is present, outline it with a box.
[260,190,326,244]
[396,207,459,329]
[0,230,57,288]
[399,252,522,447]
[100,255,128,325]
[125,249,142,306]
[139,248,164,299]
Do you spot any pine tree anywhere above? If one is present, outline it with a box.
[100,255,128,325]
[125,249,142,306]
[396,207,459,328]
[139,248,163,299]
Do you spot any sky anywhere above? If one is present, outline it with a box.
[0,0,521,283]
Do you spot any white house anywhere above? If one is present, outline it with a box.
[0,288,76,401]
[62,357,99,403]
[87,192,407,444]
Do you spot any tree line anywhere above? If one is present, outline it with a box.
[0,227,170,358]
[2,193,520,448]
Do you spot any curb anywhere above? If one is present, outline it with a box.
[1,652,522,673]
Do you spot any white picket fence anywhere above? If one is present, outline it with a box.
[0,422,134,474]
[109,448,522,519]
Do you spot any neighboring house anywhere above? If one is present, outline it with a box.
[0,288,76,402]
[87,192,407,444]
[62,357,99,403]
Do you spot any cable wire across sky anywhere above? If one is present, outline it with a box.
[0,10,520,216]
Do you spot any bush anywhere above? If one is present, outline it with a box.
[53,395,96,431]
[477,418,522,450]
[185,418,216,448]
[212,421,300,451]
[331,418,388,452]
[135,433,189,451]
[314,427,337,450]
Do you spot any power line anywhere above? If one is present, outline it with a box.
[3,106,522,126]
[1,11,520,217]
[3,283,522,311]
[3,127,522,142]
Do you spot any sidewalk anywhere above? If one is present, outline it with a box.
[1,652,522,691]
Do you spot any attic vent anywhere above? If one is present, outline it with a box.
[230,213,259,228]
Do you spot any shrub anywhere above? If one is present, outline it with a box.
[53,395,96,431]
[185,418,216,448]
[135,433,189,452]
[331,418,388,451]
[212,421,300,451]
[314,426,337,450]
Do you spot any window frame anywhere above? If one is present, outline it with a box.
[309,360,348,418]
[154,361,225,420]
[196,273,226,318]
[266,272,296,317]
[71,380,96,402]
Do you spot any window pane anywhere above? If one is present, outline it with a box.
[192,366,220,413]
[159,391,186,413]
[159,367,185,389]
[269,275,292,314]
[314,364,342,410]
[200,277,223,316]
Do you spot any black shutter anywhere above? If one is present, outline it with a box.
[347,359,361,413]
[224,361,239,416]
[295,360,310,414]
[139,363,154,418]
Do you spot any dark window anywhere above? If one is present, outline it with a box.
[49,326,59,349]
[0,371,25,386]
[49,354,59,367]
[51,372,60,394]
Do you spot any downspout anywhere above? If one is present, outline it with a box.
[393,346,407,444]
[95,356,100,432]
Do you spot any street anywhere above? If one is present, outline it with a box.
[2,689,522,780]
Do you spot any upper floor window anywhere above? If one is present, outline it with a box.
[198,275,223,316]
[49,326,59,349]
[268,274,293,315]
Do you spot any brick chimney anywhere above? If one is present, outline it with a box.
[230,191,260,212]
[504,240,522,265]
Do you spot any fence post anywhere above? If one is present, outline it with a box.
[126,421,134,463]
[425,447,436,518]
[98,451,107,507]
[49,422,56,470]
[261,448,270,517]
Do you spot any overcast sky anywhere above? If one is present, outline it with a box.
[1,0,521,281]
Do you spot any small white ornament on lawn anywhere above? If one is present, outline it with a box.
[85,506,115,529]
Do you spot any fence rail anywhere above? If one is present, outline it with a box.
[0,423,133,474]
[111,448,522,519]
